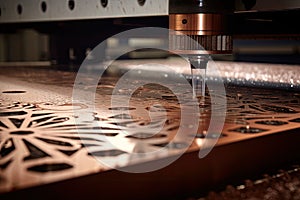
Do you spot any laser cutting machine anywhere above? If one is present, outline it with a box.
[0,0,300,199]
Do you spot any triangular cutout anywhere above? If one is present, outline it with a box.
[9,118,25,128]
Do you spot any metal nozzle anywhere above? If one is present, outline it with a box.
[169,13,232,55]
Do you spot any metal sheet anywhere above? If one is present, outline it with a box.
[0,61,300,198]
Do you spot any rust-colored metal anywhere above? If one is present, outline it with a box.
[1,65,300,199]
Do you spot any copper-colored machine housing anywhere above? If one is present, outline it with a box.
[169,0,234,56]
[169,13,232,55]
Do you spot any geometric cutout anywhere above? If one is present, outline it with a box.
[35,137,73,147]
[10,130,34,135]
[229,126,268,134]
[56,136,81,140]
[194,132,227,139]
[31,116,53,124]
[255,120,288,126]
[97,132,119,137]
[23,139,50,161]
[81,143,99,147]
[0,139,15,158]
[261,105,297,113]
[51,117,69,123]
[59,136,103,142]
[31,113,52,117]
[152,142,189,149]
[77,126,120,131]
[88,149,126,157]
[126,133,167,140]
[27,163,73,173]
[58,149,79,156]
[109,114,132,119]
[289,118,300,123]
[41,117,69,126]
[0,121,8,128]
[108,107,136,111]
[45,124,79,129]
[0,111,27,117]
[2,91,26,94]
[41,121,64,126]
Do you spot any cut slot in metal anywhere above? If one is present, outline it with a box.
[2,91,26,94]
[255,120,288,126]
[27,163,73,173]
[230,126,268,134]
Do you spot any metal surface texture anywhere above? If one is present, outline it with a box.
[110,59,300,89]
[169,13,232,55]
[169,14,227,35]
[0,59,300,199]
[0,0,168,23]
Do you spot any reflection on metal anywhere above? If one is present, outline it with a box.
[1,64,300,195]
[108,59,300,90]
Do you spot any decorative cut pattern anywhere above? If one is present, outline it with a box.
[0,102,100,192]
[1,78,300,194]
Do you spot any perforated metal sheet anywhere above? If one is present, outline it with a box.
[0,62,300,198]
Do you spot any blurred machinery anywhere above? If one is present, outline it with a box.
[0,0,299,64]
